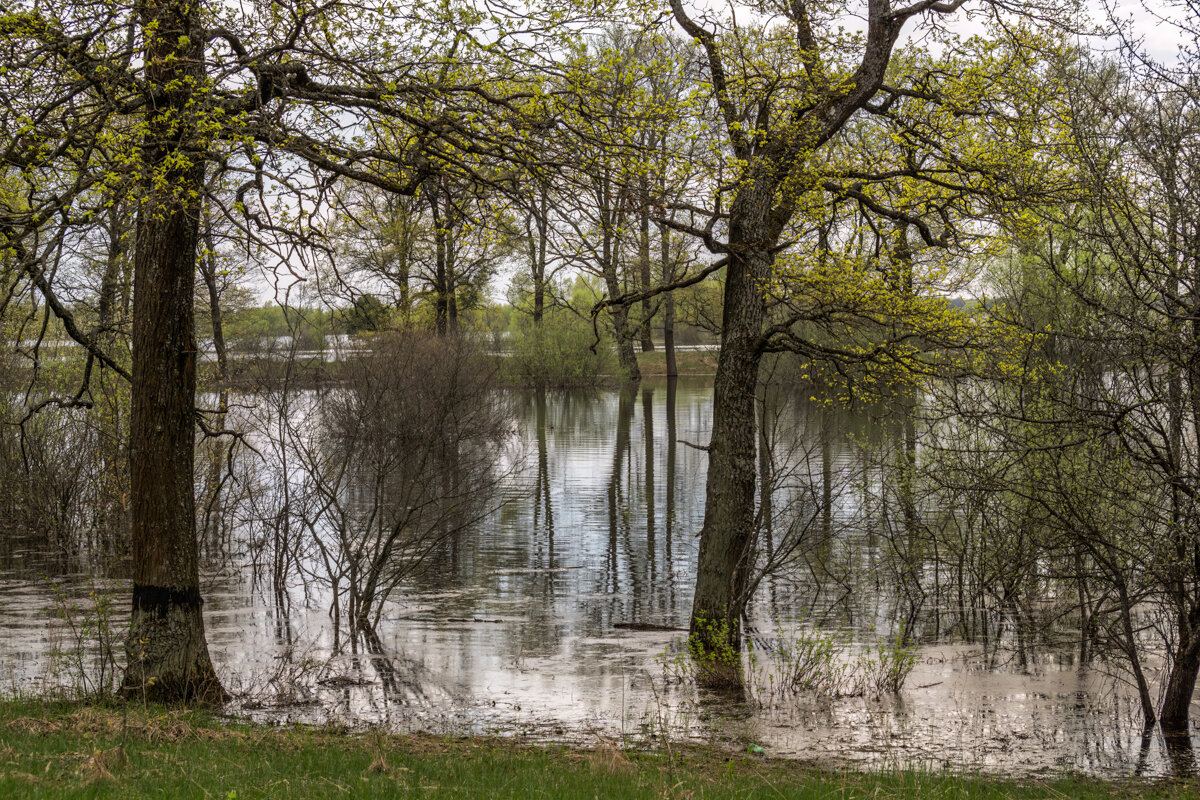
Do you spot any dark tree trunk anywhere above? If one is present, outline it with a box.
[1160,617,1200,733]
[433,232,448,335]
[531,183,548,324]
[399,261,411,326]
[594,171,639,381]
[671,0,921,687]
[689,230,768,663]
[122,0,224,703]
[97,202,128,347]
[600,234,639,381]
[659,218,677,378]
[429,182,449,336]
[532,269,545,323]
[604,269,641,382]
[658,131,678,377]
[199,219,228,412]
[638,174,654,352]
[94,200,132,551]
[446,226,459,334]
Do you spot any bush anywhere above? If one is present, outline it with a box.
[505,310,614,387]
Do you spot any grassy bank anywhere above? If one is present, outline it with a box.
[628,347,718,378]
[0,701,1190,799]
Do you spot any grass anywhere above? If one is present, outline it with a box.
[629,347,719,378]
[0,700,1195,799]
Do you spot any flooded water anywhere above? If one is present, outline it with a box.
[1,377,1197,778]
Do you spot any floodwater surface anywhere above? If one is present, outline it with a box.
[0,377,1196,778]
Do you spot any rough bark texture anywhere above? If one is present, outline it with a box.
[688,228,769,657]
[603,268,641,382]
[530,183,548,324]
[430,188,450,336]
[598,213,640,381]
[659,218,677,378]
[673,0,912,682]
[122,0,225,704]
[199,221,228,411]
[638,175,655,352]
[1160,617,1200,733]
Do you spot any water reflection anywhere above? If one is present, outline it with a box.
[1,377,1197,778]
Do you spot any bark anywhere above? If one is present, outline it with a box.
[531,182,548,324]
[592,170,639,381]
[431,190,449,336]
[658,133,677,377]
[446,216,459,335]
[199,220,228,412]
[603,269,641,382]
[638,174,654,351]
[599,204,640,380]
[660,226,677,377]
[1114,578,1157,728]
[1160,615,1200,733]
[97,202,128,348]
[675,0,915,685]
[688,228,770,660]
[122,0,224,703]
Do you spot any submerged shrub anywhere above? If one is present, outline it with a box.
[245,332,513,647]
[853,630,918,697]
[661,618,919,702]
[770,626,849,696]
[505,310,613,387]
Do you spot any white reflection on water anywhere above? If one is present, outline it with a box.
[1,377,1196,778]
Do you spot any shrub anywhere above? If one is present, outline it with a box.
[505,310,614,387]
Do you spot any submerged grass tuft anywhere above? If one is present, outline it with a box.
[0,699,1192,799]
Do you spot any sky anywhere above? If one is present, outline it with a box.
[1099,0,1191,59]
[256,0,1196,307]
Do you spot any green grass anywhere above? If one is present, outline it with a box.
[630,348,718,377]
[0,700,1193,799]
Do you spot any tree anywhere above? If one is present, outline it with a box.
[1005,30,1200,734]
[663,0,991,665]
[0,0,584,701]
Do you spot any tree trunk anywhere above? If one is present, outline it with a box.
[600,222,640,381]
[122,0,225,703]
[95,201,131,551]
[638,174,654,352]
[1160,617,1200,734]
[199,219,228,412]
[595,171,639,381]
[605,280,641,382]
[659,219,677,378]
[429,184,449,336]
[446,223,459,334]
[97,202,129,347]
[531,183,548,324]
[689,233,768,671]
